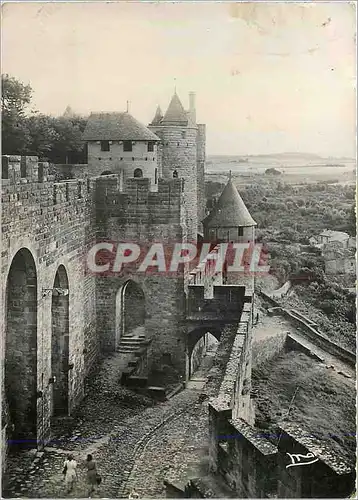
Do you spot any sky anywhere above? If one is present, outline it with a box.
[1,2,356,157]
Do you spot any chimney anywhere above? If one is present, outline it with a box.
[189,92,196,123]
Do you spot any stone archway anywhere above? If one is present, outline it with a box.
[5,248,38,445]
[186,327,221,380]
[115,280,145,347]
[190,332,219,377]
[133,168,143,178]
[51,265,69,416]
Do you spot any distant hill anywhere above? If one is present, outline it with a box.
[256,152,323,159]
[208,153,355,163]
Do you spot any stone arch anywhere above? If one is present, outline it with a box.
[190,332,219,377]
[5,248,38,445]
[115,280,145,347]
[51,265,69,416]
[133,168,143,178]
[187,327,221,379]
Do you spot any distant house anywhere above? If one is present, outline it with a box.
[322,242,355,275]
[317,229,350,248]
[348,236,356,249]
[308,236,319,246]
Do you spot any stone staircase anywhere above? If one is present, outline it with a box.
[115,327,150,384]
[116,334,147,355]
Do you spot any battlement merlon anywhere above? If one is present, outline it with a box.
[93,175,184,202]
[93,175,185,226]
[2,155,51,184]
[1,156,92,207]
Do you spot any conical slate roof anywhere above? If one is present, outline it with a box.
[162,93,188,125]
[203,179,256,227]
[151,105,163,125]
[82,112,160,141]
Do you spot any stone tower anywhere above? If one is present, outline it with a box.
[83,112,161,188]
[149,92,201,242]
[203,177,256,423]
[203,177,257,291]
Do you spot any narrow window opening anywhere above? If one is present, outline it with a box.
[2,157,9,179]
[20,157,27,178]
[38,163,44,182]
[101,140,110,152]
[123,141,132,152]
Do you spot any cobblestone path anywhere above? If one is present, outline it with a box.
[124,398,209,498]
[121,353,218,498]
[2,353,211,499]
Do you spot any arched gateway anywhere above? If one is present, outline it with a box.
[115,280,145,347]
[51,265,69,416]
[5,249,38,446]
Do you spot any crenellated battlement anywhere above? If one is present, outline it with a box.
[93,175,184,224]
[2,155,51,184]
[1,156,92,207]
[1,156,185,224]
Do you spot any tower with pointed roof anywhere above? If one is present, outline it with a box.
[148,91,206,242]
[203,177,256,291]
[203,177,256,241]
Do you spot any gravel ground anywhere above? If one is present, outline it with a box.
[2,352,213,499]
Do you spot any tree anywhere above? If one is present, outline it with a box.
[265,167,281,176]
[2,74,32,154]
[347,204,356,236]
[25,114,59,159]
[1,74,32,114]
[50,117,86,164]
[2,74,88,162]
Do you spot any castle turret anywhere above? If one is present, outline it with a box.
[203,177,256,289]
[203,177,256,242]
[161,93,188,126]
[148,92,198,241]
[83,112,160,188]
[151,105,163,126]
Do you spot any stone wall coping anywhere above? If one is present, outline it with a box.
[214,332,246,407]
[258,290,355,365]
[229,417,278,455]
[208,399,232,414]
[279,422,354,475]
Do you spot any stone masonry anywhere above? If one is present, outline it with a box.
[1,153,189,466]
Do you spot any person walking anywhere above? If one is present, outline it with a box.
[63,454,78,494]
[85,454,100,498]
